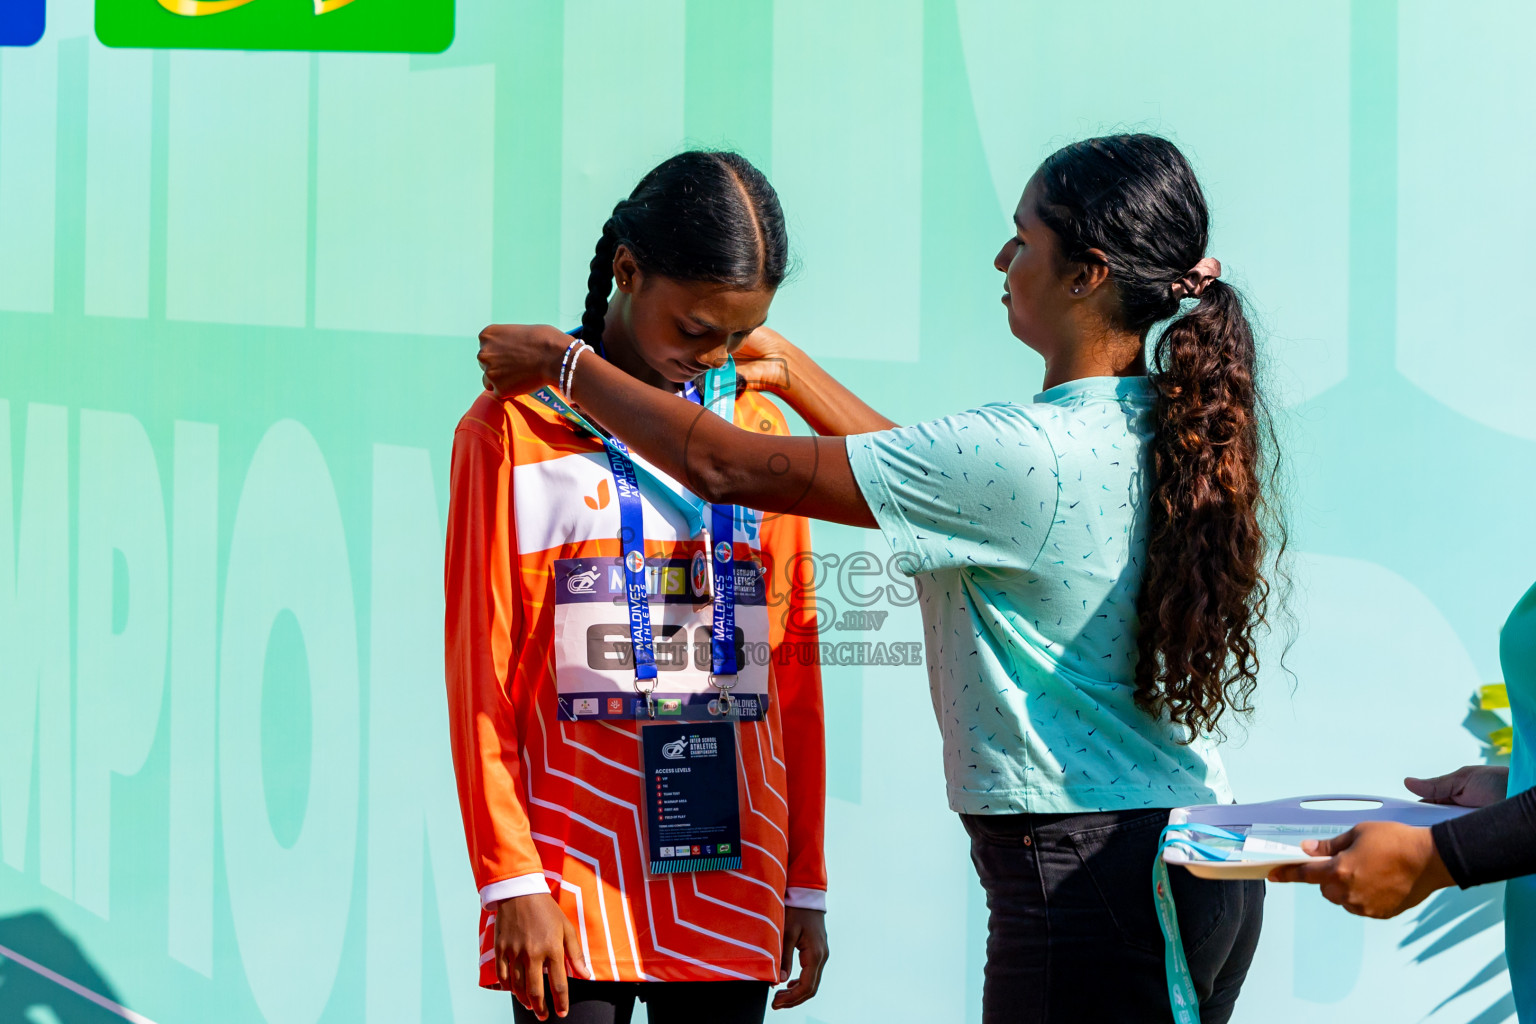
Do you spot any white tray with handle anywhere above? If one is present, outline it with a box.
[1163,794,1473,880]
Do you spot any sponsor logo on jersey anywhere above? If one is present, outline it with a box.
[657,698,682,716]
[584,478,611,511]
[690,845,702,856]
[661,738,687,760]
[566,567,600,594]
[607,697,624,715]
[713,541,732,564]
[717,843,732,855]
[690,550,709,596]
[624,549,645,573]
[572,698,598,716]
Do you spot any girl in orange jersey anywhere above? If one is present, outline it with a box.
[445,152,828,1024]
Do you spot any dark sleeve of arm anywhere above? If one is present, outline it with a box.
[1430,787,1536,888]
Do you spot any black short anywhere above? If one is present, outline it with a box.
[963,808,1264,1024]
[510,979,769,1024]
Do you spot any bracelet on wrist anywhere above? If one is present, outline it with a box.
[565,342,589,401]
[557,337,585,396]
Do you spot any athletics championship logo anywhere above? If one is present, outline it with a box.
[96,0,453,53]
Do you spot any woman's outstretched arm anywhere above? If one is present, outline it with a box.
[734,328,899,437]
[477,323,877,528]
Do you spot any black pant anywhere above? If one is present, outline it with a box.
[964,809,1264,1024]
[511,979,769,1024]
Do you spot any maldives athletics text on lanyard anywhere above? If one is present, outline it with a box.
[605,374,741,719]
[538,337,748,875]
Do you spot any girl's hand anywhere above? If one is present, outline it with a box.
[772,907,828,1009]
[734,327,795,397]
[478,324,572,399]
[493,892,592,1020]
[1406,765,1510,808]
[1266,821,1454,918]
[737,325,791,362]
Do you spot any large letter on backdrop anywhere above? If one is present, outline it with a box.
[219,420,359,1024]
[75,409,170,919]
[0,402,73,897]
[169,420,218,973]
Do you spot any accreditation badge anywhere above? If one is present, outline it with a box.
[552,548,772,722]
[642,721,744,874]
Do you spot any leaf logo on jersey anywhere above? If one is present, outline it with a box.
[566,567,600,595]
[584,478,610,511]
[660,738,687,760]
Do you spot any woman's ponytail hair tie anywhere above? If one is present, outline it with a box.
[1170,257,1222,300]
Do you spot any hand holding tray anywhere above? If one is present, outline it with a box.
[1162,794,1473,880]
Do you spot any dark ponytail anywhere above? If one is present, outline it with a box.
[581,151,789,351]
[1035,134,1285,739]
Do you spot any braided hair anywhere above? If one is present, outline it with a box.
[581,151,788,351]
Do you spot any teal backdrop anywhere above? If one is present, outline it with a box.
[1,0,1531,1021]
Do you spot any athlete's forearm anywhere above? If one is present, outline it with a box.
[748,339,898,436]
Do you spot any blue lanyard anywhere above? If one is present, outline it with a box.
[603,436,658,691]
[682,380,740,694]
[535,352,739,715]
[1152,822,1245,1024]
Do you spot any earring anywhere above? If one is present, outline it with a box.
[1072,287,1081,294]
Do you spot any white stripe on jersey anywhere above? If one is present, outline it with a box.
[557,718,645,778]
[735,742,789,849]
[725,869,787,903]
[750,724,788,808]
[742,841,787,881]
[534,832,620,980]
[665,876,779,966]
[512,451,695,555]
[530,709,645,968]
[689,875,783,938]
[559,879,593,977]
[532,705,760,980]
[764,714,787,771]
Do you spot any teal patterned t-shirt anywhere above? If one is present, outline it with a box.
[846,376,1234,815]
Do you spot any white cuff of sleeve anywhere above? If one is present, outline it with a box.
[480,872,551,908]
[784,887,826,912]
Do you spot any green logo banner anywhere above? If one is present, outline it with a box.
[95,0,453,53]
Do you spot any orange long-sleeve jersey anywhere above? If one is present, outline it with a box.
[444,388,827,987]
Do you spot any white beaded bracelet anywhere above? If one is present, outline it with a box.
[557,337,583,396]
[565,342,590,400]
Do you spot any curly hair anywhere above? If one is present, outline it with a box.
[1035,134,1286,739]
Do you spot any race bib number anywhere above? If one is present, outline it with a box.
[553,554,771,721]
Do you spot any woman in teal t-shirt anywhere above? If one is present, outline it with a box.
[475,135,1284,1023]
